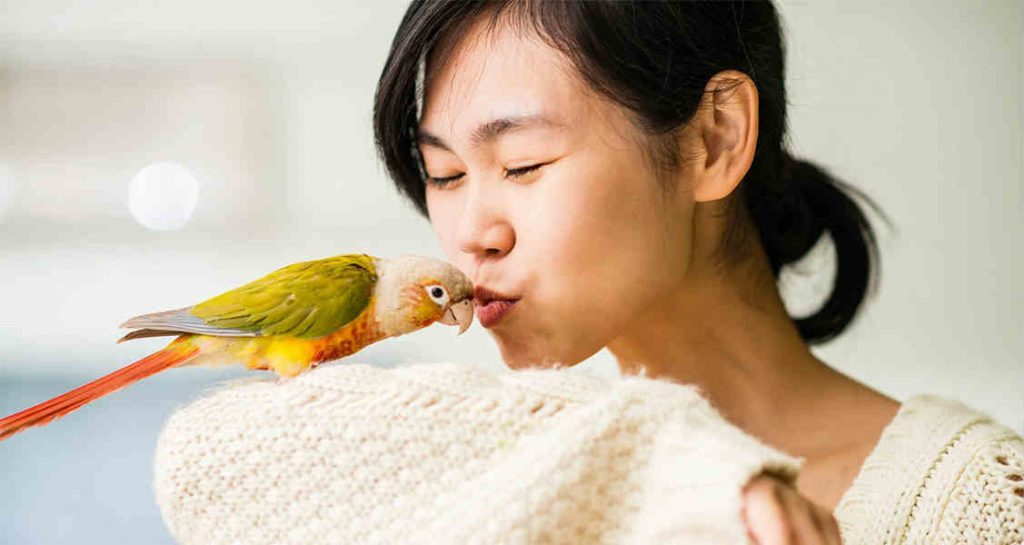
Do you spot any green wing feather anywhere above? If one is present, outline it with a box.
[190,254,378,339]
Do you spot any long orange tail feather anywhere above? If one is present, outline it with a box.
[0,346,199,442]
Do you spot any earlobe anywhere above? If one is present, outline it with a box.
[691,71,759,203]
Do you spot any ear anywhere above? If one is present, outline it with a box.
[686,70,759,203]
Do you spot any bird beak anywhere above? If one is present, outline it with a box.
[438,299,474,335]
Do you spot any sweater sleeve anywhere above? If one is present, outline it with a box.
[935,432,1024,544]
[152,362,802,545]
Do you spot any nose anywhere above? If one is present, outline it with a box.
[455,182,515,261]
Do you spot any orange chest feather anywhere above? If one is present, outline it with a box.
[308,301,385,363]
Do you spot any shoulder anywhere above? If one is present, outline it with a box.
[835,394,1023,545]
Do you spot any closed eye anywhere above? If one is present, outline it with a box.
[426,173,464,188]
[505,163,545,179]
[426,162,547,187]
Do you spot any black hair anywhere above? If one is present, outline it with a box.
[373,0,891,345]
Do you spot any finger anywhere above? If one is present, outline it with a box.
[801,493,828,538]
[810,504,842,545]
[775,484,825,544]
[742,476,794,545]
[798,496,841,545]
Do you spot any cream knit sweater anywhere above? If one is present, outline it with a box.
[833,393,1023,544]
[154,363,801,544]
[153,363,1024,544]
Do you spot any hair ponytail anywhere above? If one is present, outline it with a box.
[749,152,889,344]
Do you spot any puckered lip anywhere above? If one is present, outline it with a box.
[473,285,520,306]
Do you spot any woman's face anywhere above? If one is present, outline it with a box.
[419,19,697,369]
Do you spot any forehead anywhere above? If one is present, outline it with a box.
[419,16,589,137]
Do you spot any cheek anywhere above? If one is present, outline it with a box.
[512,156,691,361]
[400,292,443,330]
[541,156,675,290]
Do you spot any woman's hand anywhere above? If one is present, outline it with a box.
[742,475,843,545]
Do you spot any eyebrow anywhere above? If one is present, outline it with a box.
[417,114,562,152]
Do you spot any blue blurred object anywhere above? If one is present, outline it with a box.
[0,368,248,545]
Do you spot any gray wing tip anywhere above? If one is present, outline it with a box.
[120,306,195,329]
[117,329,181,343]
[119,306,260,338]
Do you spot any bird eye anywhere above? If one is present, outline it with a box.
[425,284,449,306]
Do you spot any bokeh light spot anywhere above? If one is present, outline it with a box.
[128,162,199,231]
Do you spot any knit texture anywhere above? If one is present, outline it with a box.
[834,394,1024,544]
[154,362,802,545]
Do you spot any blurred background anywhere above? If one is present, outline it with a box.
[0,0,1020,543]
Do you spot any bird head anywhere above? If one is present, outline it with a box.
[373,255,474,337]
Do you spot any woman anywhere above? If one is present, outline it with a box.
[373,1,1023,543]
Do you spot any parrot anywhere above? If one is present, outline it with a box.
[0,253,474,441]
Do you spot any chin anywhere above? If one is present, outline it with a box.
[495,337,588,371]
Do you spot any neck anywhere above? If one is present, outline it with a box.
[606,216,846,455]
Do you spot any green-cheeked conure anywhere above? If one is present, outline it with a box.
[0,253,474,441]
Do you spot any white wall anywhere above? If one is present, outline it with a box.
[778,0,1023,433]
[0,0,1020,432]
